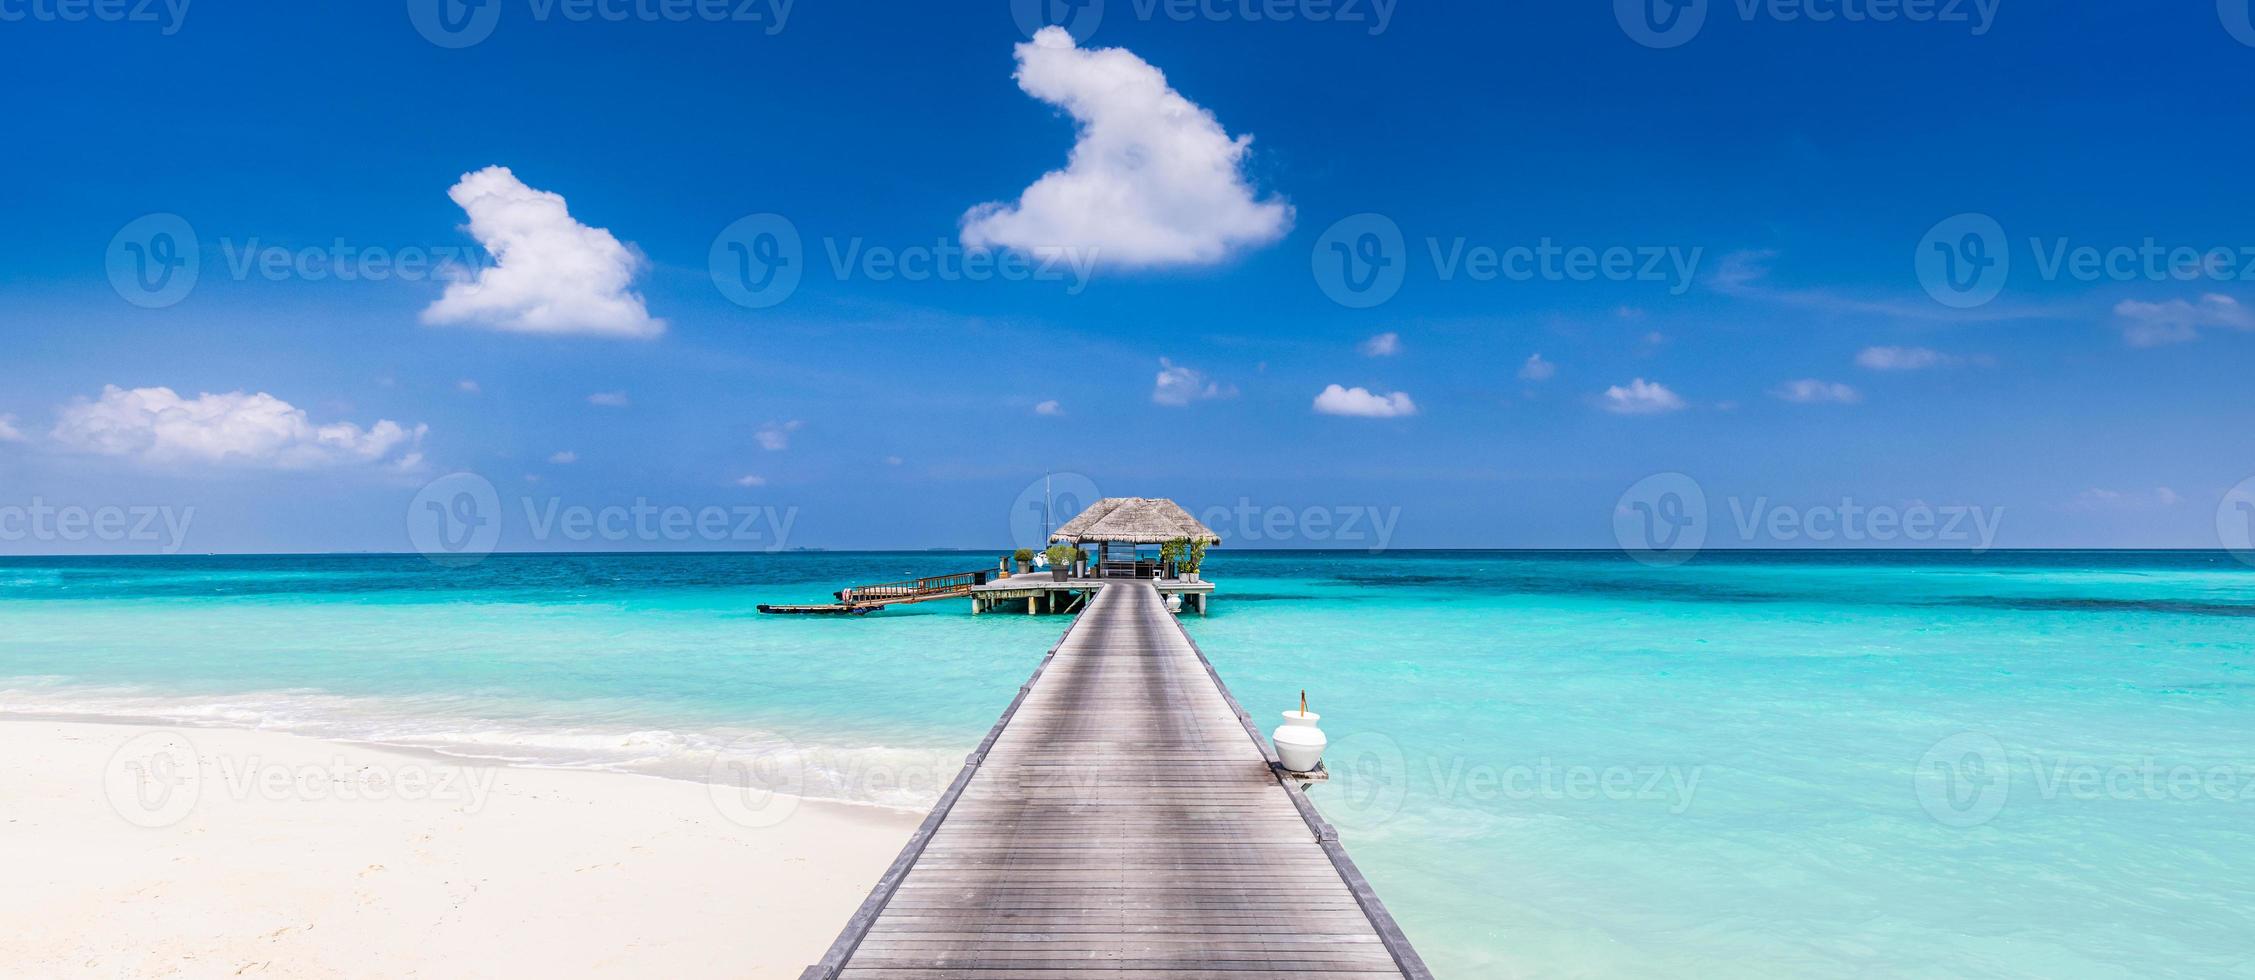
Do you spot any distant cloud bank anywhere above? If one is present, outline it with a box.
[51,385,424,469]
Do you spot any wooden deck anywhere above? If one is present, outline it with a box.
[799,581,1429,979]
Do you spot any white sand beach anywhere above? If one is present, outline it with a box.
[0,719,920,979]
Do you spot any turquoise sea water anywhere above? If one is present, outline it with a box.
[5,550,2254,977]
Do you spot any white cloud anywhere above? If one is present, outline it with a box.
[421,166,664,339]
[756,420,804,451]
[1033,399,1064,416]
[51,386,423,469]
[1312,385,1417,418]
[1600,378,1685,415]
[1857,346,1949,370]
[2067,487,2182,511]
[588,390,631,407]
[960,27,1292,268]
[1152,358,1235,406]
[0,414,23,442]
[1359,332,1402,357]
[548,451,577,464]
[455,379,481,394]
[1518,353,1556,381]
[1773,379,1862,404]
[2113,294,2254,347]
[736,474,768,487]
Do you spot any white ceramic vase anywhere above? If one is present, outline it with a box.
[1272,711,1327,773]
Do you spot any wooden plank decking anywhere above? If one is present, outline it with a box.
[800,581,1429,979]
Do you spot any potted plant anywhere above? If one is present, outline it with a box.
[1071,547,1089,578]
[1183,538,1207,583]
[1158,538,1183,579]
[1044,544,1076,582]
[1012,548,1033,574]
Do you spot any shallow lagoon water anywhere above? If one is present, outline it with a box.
[5,550,2253,977]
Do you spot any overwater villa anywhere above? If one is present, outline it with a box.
[971,496,1221,615]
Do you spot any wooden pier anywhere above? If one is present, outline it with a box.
[798,580,1429,979]
[969,574,1215,616]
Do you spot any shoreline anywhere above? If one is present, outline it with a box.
[0,718,920,978]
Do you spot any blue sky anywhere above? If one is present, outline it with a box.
[3,1,2253,554]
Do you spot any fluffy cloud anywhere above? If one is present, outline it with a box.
[2113,294,2253,347]
[51,386,423,469]
[1312,385,1417,418]
[588,390,631,407]
[1773,379,1861,404]
[736,474,768,488]
[0,414,23,442]
[548,450,578,464]
[1856,346,1950,370]
[1359,332,1402,357]
[456,379,482,394]
[422,166,665,339]
[1518,353,1556,381]
[1601,378,1685,415]
[961,28,1292,267]
[1033,399,1064,416]
[756,420,804,451]
[1152,358,1235,406]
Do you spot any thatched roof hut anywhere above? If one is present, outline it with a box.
[1049,497,1221,546]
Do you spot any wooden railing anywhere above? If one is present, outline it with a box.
[837,570,986,603]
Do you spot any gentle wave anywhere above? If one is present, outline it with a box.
[0,678,959,811]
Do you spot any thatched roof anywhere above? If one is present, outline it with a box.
[1050,497,1221,545]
